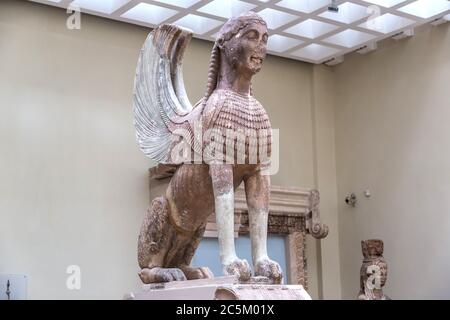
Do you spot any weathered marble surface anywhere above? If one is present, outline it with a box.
[134,13,283,285]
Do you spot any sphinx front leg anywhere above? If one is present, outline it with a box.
[209,164,251,281]
[244,171,283,284]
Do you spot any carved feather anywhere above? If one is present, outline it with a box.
[133,25,195,163]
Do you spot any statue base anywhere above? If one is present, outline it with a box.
[124,276,311,300]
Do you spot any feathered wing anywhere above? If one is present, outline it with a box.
[133,24,198,163]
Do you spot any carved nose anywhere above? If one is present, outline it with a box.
[254,44,266,54]
[255,43,266,55]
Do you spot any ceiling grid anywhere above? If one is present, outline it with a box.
[30,0,450,64]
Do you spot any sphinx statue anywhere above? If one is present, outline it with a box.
[133,12,283,284]
[358,239,390,300]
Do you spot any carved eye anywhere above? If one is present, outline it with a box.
[262,33,268,44]
[245,30,258,40]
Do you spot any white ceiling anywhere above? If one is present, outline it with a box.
[30,0,450,64]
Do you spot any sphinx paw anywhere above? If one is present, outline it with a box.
[139,267,187,284]
[254,257,283,284]
[223,257,251,281]
[180,266,214,280]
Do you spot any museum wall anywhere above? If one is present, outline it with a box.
[311,65,341,300]
[334,23,450,299]
[0,0,341,299]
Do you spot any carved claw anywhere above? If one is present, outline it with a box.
[223,258,251,282]
[254,257,283,284]
[180,266,214,280]
[139,267,187,284]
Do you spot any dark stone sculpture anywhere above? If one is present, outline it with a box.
[358,239,390,300]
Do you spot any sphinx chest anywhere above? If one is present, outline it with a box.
[203,89,272,164]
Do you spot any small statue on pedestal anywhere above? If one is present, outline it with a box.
[133,12,283,284]
[358,239,390,300]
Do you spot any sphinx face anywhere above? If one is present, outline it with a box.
[224,22,268,76]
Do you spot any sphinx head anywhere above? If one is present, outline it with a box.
[216,12,268,76]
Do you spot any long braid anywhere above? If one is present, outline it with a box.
[203,43,220,105]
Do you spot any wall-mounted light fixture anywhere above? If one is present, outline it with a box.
[345,193,357,207]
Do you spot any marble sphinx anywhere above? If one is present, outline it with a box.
[133,12,287,284]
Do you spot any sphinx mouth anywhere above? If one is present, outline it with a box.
[250,56,263,64]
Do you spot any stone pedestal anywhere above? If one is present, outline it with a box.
[124,276,311,300]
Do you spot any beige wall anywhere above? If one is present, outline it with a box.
[334,24,450,299]
[311,65,341,299]
[0,0,150,299]
[0,0,341,299]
